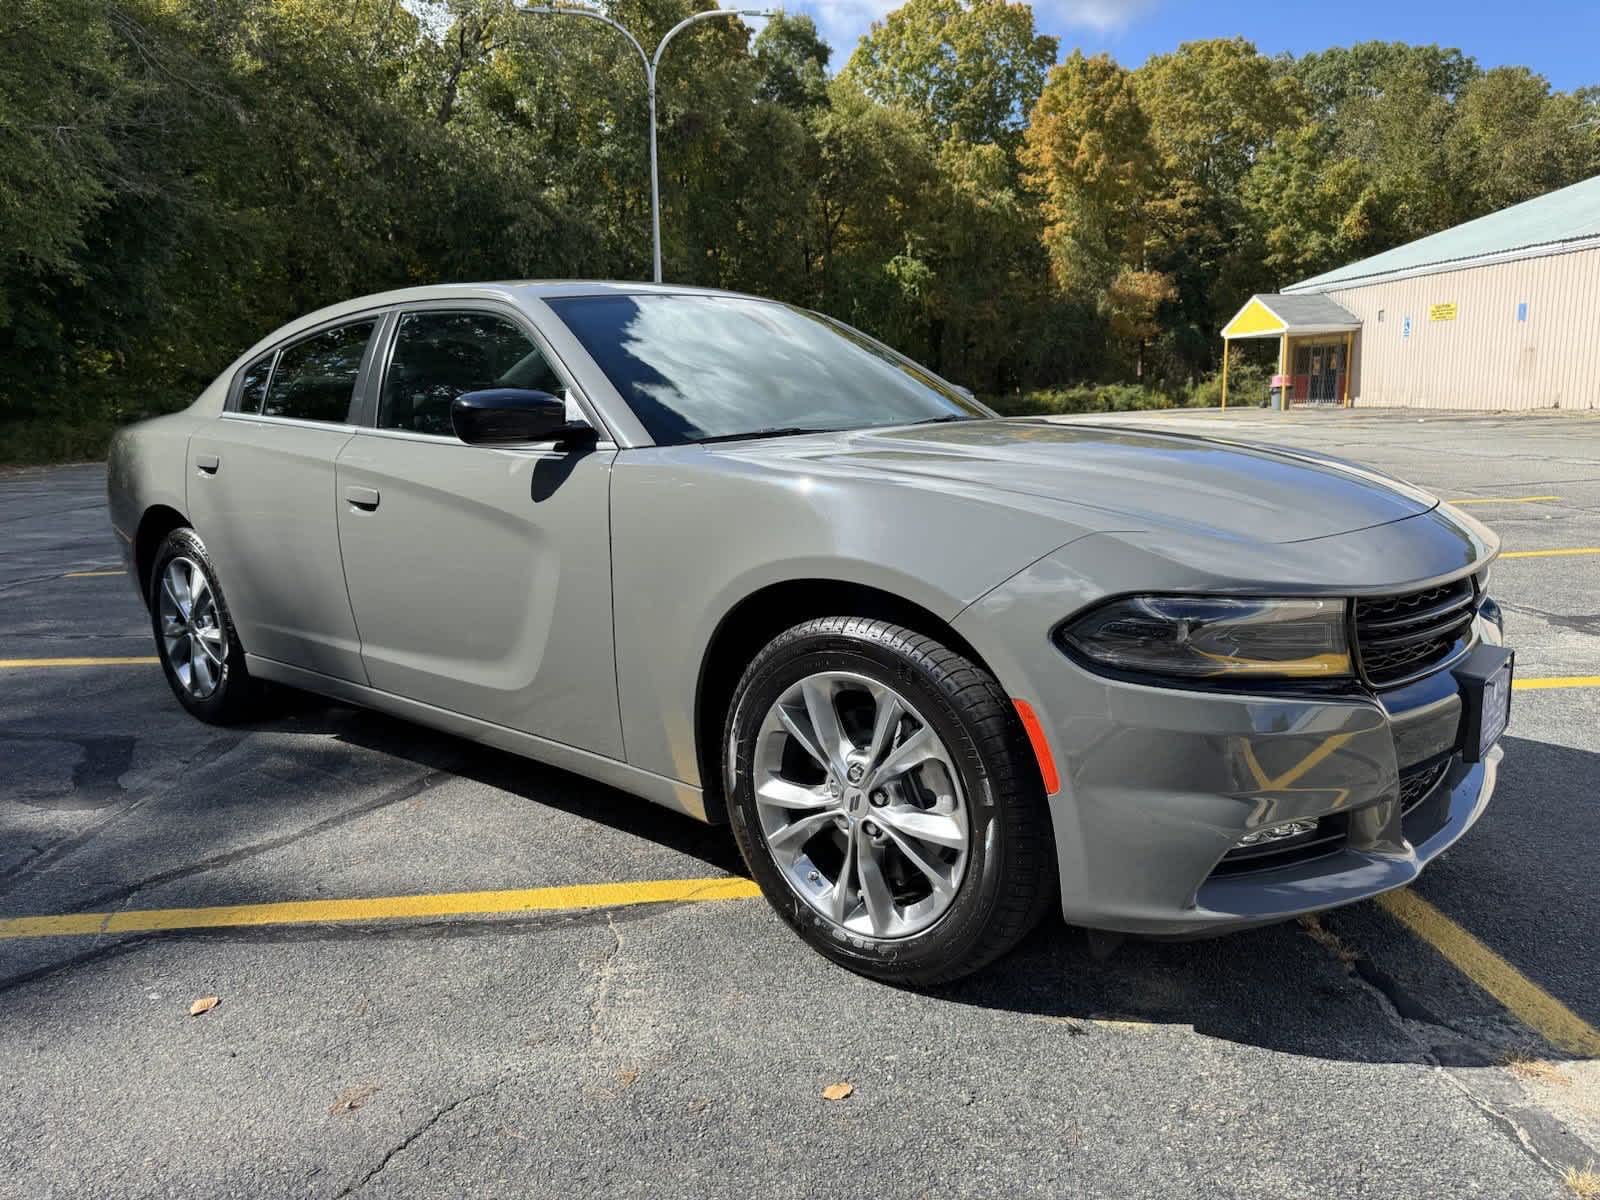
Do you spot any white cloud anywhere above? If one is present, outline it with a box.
[1050,0,1158,34]
[788,0,901,62]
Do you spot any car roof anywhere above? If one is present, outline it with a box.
[232,281,772,370]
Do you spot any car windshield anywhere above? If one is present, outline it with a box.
[545,293,986,445]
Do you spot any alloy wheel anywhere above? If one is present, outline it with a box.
[157,556,226,699]
[752,671,969,939]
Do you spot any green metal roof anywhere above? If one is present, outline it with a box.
[1285,173,1600,293]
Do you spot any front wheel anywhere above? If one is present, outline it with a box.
[724,617,1057,985]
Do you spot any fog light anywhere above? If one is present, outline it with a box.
[1236,818,1318,848]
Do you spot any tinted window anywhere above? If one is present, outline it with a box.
[545,294,983,445]
[380,311,563,436]
[237,354,274,413]
[261,321,376,423]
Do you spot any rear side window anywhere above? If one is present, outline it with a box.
[379,310,563,436]
[237,354,273,413]
[261,320,376,423]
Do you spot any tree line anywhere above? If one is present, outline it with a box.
[3,0,1596,460]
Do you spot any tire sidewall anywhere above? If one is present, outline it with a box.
[148,528,248,722]
[725,624,1015,981]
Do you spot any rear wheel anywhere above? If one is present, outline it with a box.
[724,617,1056,985]
[149,527,257,724]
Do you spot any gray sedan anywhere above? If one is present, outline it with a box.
[107,282,1514,983]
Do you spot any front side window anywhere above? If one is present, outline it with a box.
[261,320,376,423]
[379,310,564,436]
[545,294,984,445]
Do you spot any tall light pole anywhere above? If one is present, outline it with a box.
[516,4,772,283]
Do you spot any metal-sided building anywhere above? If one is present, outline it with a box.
[1220,173,1600,411]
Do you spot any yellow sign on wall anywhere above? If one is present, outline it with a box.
[1429,302,1458,321]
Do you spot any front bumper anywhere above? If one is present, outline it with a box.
[951,525,1505,937]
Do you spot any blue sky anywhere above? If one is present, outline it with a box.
[791,0,1600,92]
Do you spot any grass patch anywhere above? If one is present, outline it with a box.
[1566,1165,1600,1200]
[1499,1050,1571,1087]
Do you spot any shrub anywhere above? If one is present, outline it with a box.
[986,383,1190,417]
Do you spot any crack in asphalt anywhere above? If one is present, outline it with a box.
[1499,601,1600,638]
[334,1085,498,1198]
[0,733,243,895]
[1303,921,1595,1185]
[60,768,455,917]
[588,911,624,1048]
[0,935,154,997]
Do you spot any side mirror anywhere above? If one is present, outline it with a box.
[451,388,595,447]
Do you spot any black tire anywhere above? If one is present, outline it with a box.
[724,617,1057,986]
[148,527,258,724]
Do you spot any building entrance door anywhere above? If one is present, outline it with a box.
[1294,343,1343,404]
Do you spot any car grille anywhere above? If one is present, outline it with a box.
[1398,756,1451,815]
[1354,577,1477,687]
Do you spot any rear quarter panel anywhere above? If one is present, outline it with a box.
[107,407,215,599]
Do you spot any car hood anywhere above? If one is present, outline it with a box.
[725,418,1439,545]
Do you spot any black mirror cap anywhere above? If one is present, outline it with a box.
[451,388,596,447]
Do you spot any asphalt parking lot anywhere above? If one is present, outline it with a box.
[2,407,1598,1199]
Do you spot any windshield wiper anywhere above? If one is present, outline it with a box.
[695,426,835,444]
[903,414,973,426]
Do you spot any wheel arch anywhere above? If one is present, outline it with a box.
[693,578,1007,824]
[133,505,191,607]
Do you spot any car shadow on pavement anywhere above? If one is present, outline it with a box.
[256,691,747,877]
[936,734,1600,1065]
[5,683,1592,1069]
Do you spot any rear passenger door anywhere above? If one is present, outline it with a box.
[333,304,624,758]
[187,315,381,683]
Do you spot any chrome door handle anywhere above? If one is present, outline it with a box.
[344,485,380,511]
[195,454,220,475]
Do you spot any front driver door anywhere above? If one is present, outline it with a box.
[333,304,624,759]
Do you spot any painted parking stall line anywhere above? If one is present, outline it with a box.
[1378,889,1600,1058]
[1512,676,1600,691]
[0,656,159,669]
[1445,496,1561,505]
[0,876,764,941]
[1499,547,1600,559]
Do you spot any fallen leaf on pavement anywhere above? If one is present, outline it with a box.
[329,1084,381,1114]
[189,996,220,1016]
[821,1082,853,1101]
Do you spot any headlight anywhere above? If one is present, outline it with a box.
[1059,596,1352,680]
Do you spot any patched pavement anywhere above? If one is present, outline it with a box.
[2,409,1598,1198]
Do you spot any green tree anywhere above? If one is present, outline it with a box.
[1449,67,1600,212]
[1021,52,1156,294]
[843,0,1057,148]
[754,12,830,109]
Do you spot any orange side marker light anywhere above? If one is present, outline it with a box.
[1013,699,1061,796]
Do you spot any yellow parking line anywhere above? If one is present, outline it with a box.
[1500,547,1600,559]
[1514,676,1600,691]
[0,656,158,669]
[1446,495,1560,505]
[1377,890,1600,1058]
[0,876,763,941]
